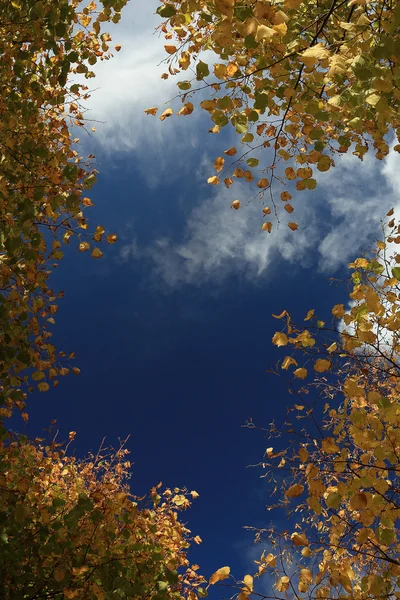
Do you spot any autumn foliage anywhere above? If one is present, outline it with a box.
[0,433,204,599]
[153,0,400,230]
[212,214,400,600]
[0,0,125,415]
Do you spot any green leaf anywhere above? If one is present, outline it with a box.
[392,267,400,280]
[246,158,259,167]
[156,4,177,17]
[177,81,191,90]
[196,61,209,80]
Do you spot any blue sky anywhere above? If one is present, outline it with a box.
[15,0,400,593]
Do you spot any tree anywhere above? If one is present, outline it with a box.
[0,431,204,599]
[0,0,126,417]
[207,213,400,600]
[152,0,400,229]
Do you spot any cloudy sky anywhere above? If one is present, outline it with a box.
[21,0,400,592]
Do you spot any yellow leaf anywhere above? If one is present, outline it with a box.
[144,107,158,116]
[214,157,225,172]
[91,248,103,259]
[79,241,90,252]
[207,176,220,185]
[191,490,199,498]
[255,25,277,42]
[272,332,288,347]
[304,309,314,321]
[273,22,287,36]
[262,206,271,215]
[38,382,50,392]
[298,447,309,462]
[285,0,303,8]
[291,532,309,546]
[257,178,270,188]
[294,367,307,379]
[164,45,177,54]
[243,575,253,592]
[314,358,331,373]
[226,62,239,77]
[277,576,290,592]
[282,356,297,370]
[214,64,227,79]
[281,191,292,201]
[160,108,173,121]
[299,43,330,65]
[115,43,122,52]
[231,200,241,210]
[332,304,345,318]
[327,342,337,353]
[366,93,381,106]
[224,147,237,156]
[209,566,230,585]
[193,535,202,544]
[288,222,298,231]
[285,483,304,498]
[264,553,277,567]
[262,221,272,232]
[321,437,340,454]
[178,102,194,116]
[284,204,294,213]
[93,225,105,242]
[107,234,117,244]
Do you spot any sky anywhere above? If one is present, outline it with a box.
[13,0,400,594]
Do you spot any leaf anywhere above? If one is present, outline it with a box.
[214,157,225,172]
[79,242,90,252]
[285,483,304,498]
[178,102,194,116]
[294,367,307,379]
[209,567,230,585]
[332,304,345,318]
[144,107,158,116]
[231,200,241,210]
[38,382,50,392]
[255,25,277,42]
[321,437,340,454]
[264,553,277,567]
[107,234,117,244]
[282,356,297,370]
[262,222,272,232]
[164,45,177,54]
[299,43,330,64]
[54,567,65,582]
[159,108,173,121]
[291,532,309,546]
[207,176,220,185]
[314,359,331,372]
[276,576,290,592]
[257,178,269,188]
[272,332,288,347]
[288,222,298,231]
[224,147,237,156]
[243,575,253,592]
[392,267,400,280]
[298,447,309,462]
[91,248,103,259]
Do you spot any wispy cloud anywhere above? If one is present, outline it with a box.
[119,148,400,289]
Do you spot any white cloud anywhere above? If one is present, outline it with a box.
[78,0,205,184]
[119,148,400,289]
[80,3,400,289]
